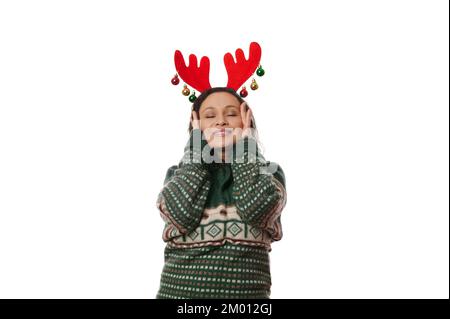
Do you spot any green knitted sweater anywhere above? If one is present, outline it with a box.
[156,129,287,299]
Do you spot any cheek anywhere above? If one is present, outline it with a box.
[199,119,212,130]
[229,116,244,128]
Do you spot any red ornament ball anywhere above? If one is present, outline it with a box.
[171,74,180,85]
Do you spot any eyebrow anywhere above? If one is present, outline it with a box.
[202,105,238,112]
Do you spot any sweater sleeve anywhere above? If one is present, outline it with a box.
[231,136,287,241]
[156,129,211,235]
[156,163,211,235]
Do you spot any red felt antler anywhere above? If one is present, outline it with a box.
[174,50,211,93]
[224,42,262,91]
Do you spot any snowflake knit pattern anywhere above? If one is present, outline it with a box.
[156,129,287,299]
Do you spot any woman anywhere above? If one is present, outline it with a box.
[155,86,287,299]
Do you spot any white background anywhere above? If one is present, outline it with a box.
[0,0,448,299]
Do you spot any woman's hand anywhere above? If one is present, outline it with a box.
[183,110,204,164]
[191,110,200,130]
[239,102,253,139]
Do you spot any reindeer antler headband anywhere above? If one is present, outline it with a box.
[170,41,265,102]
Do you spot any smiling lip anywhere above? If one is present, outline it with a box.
[213,129,232,137]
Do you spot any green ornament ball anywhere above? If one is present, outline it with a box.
[189,94,197,102]
[256,66,265,76]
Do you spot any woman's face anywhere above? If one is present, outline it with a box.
[198,92,244,148]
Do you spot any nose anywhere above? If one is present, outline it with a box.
[216,117,228,126]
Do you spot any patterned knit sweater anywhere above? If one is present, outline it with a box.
[156,129,287,299]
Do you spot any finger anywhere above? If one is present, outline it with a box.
[245,107,252,128]
[192,110,199,121]
[240,102,247,121]
[191,111,197,129]
[192,111,201,129]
